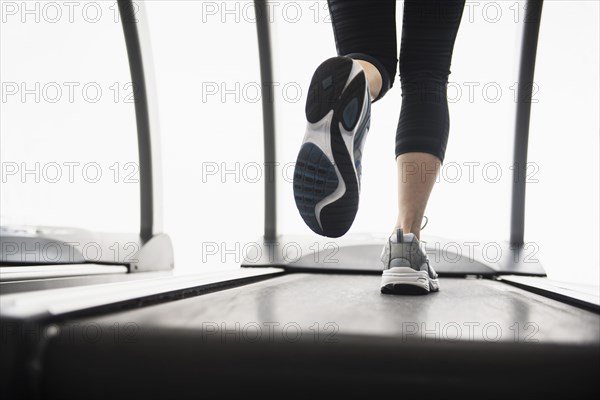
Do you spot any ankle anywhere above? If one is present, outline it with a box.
[355,60,382,101]
[391,230,422,241]
[391,224,421,240]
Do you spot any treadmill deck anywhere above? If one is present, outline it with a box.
[36,275,599,397]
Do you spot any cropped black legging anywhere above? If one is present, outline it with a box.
[327,0,466,162]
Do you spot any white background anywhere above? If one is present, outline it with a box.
[1,0,598,285]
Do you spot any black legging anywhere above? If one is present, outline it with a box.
[327,0,466,162]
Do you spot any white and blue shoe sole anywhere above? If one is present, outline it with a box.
[381,267,440,295]
[293,57,370,238]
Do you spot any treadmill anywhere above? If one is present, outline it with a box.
[1,0,598,398]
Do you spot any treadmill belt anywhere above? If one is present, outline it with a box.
[40,275,599,397]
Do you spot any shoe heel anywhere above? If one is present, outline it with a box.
[381,268,431,295]
[305,56,353,123]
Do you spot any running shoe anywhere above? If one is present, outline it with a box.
[293,56,371,238]
[380,228,440,294]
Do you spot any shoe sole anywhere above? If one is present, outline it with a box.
[293,57,369,238]
[380,267,440,295]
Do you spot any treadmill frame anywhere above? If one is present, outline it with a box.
[242,0,546,276]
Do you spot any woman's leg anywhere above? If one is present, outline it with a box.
[327,0,398,101]
[394,153,440,239]
[394,0,466,238]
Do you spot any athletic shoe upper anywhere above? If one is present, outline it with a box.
[380,228,438,279]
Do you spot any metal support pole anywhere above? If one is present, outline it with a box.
[118,0,157,243]
[254,0,278,241]
[510,0,544,246]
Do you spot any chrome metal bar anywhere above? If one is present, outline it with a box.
[254,0,277,241]
[118,0,164,242]
[510,0,544,245]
